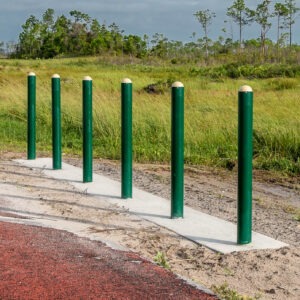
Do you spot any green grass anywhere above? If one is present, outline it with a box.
[0,57,299,175]
[211,283,259,300]
[153,251,170,269]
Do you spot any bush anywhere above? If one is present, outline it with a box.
[189,63,300,79]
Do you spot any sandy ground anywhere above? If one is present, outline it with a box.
[0,152,299,299]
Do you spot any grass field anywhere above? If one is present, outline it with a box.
[0,57,299,175]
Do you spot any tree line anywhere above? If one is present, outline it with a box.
[10,9,147,59]
[194,0,299,59]
[1,0,299,64]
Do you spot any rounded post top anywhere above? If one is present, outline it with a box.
[239,85,253,92]
[172,81,184,88]
[52,74,60,79]
[83,76,92,81]
[122,78,132,84]
[28,72,36,76]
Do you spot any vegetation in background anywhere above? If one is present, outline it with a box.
[0,0,299,64]
[226,0,254,49]
[0,1,299,176]
[194,9,216,60]
[0,58,299,176]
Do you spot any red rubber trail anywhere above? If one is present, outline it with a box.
[0,221,216,299]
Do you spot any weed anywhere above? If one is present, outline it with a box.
[292,209,300,221]
[211,282,258,300]
[153,251,170,269]
[253,198,266,208]
[223,267,234,276]
[283,205,297,214]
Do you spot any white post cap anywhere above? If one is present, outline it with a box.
[83,76,92,81]
[28,72,36,76]
[172,81,184,88]
[52,74,60,78]
[239,85,253,92]
[122,78,132,84]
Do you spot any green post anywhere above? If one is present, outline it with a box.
[27,72,36,160]
[52,74,62,170]
[121,78,133,199]
[83,76,93,183]
[237,85,253,244]
[171,82,184,218]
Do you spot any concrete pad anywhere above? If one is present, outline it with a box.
[16,158,288,254]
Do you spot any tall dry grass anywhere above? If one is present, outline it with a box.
[0,57,299,174]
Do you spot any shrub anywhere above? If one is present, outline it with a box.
[189,63,300,79]
[267,78,298,90]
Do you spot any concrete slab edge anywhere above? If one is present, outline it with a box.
[14,158,289,254]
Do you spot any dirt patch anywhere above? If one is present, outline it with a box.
[0,152,299,299]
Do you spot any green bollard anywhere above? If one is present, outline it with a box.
[237,85,253,244]
[82,76,93,183]
[171,82,184,218]
[52,74,62,170]
[121,78,133,199]
[27,72,36,160]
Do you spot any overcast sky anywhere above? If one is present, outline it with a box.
[1,0,300,44]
